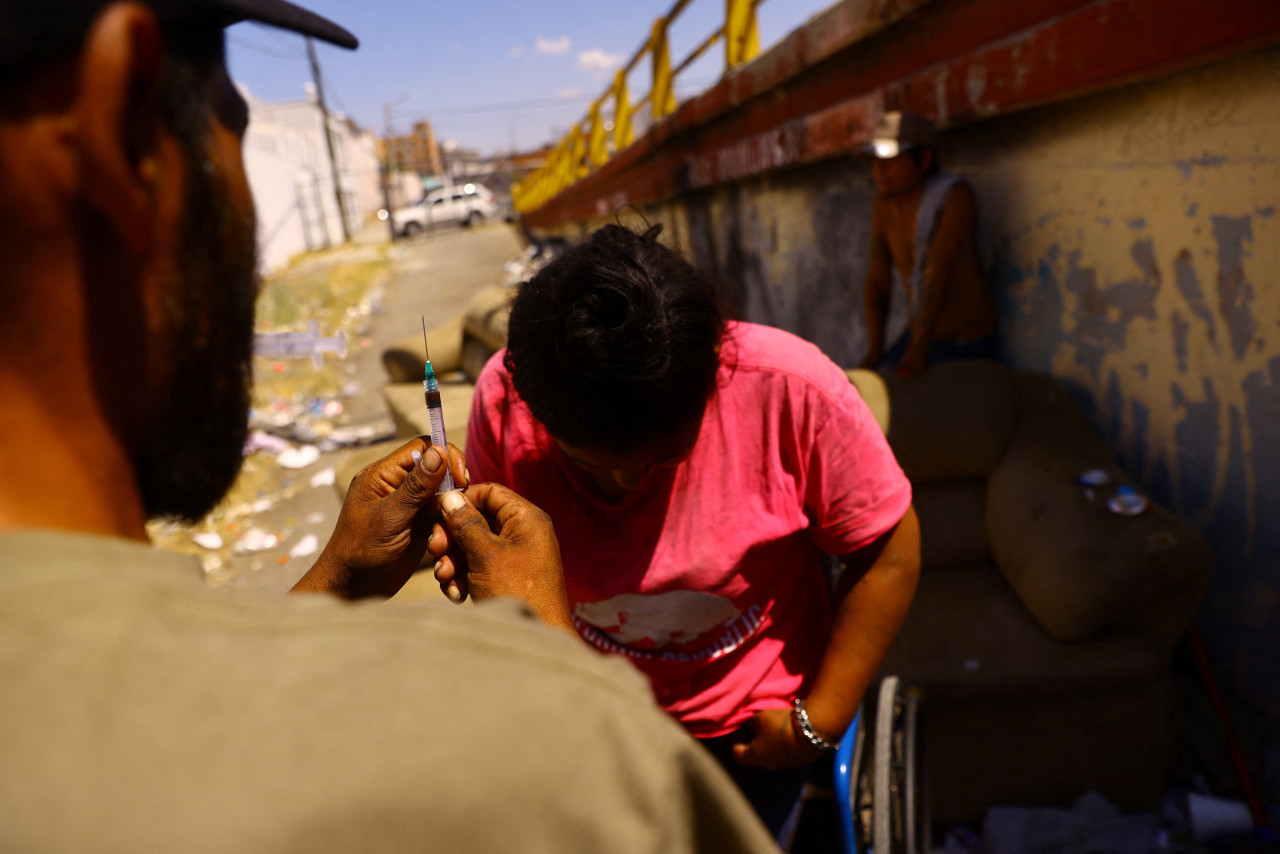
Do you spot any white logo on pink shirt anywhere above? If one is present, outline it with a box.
[573,591,766,663]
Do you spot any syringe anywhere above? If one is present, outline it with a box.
[254,318,348,369]
[422,317,457,494]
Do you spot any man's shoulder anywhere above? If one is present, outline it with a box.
[0,533,761,852]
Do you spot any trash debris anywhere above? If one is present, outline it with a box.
[309,467,336,488]
[1107,485,1150,516]
[1185,792,1255,841]
[289,533,320,559]
[305,511,326,526]
[1076,469,1110,487]
[234,527,278,554]
[277,445,321,469]
[244,430,291,455]
[191,531,224,550]
[984,790,1161,854]
[317,421,395,452]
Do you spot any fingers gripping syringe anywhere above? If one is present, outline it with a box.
[422,317,457,494]
[253,319,348,369]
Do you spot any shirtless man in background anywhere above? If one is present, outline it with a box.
[858,111,999,377]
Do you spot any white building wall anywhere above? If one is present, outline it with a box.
[238,83,383,272]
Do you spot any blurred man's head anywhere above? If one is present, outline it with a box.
[0,1,354,525]
[867,111,939,196]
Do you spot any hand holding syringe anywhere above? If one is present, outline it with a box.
[254,319,348,369]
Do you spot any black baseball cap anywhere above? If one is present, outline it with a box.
[1,0,357,66]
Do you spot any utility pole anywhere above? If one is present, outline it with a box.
[306,37,351,244]
[382,102,398,242]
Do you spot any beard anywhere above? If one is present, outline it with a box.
[136,156,259,523]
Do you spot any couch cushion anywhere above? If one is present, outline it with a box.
[885,360,1016,482]
[914,479,991,570]
[986,372,1213,643]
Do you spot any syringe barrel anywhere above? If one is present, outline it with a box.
[423,382,456,493]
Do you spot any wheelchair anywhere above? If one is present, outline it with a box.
[831,676,928,854]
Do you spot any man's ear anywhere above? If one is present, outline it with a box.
[71,2,166,257]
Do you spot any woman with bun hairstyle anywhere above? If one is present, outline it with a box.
[462,224,920,841]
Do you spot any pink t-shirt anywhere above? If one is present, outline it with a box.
[466,322,911,737]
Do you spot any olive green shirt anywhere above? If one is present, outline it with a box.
[0,531,778,853]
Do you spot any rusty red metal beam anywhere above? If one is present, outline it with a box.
[888,0,1280,122]
[522,0,1280,229]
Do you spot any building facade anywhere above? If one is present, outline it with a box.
[239,83,382,272]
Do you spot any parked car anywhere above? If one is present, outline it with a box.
[388,183,496,236]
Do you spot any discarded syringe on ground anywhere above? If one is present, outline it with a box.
[253,318,347,369]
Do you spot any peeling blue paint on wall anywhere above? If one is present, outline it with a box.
[1171,378,1221,520]
[992,238,1064,375]
[1174,249,1219,350]
[1175,154,1229,180]
[1129,398,1151,476]
[1210,214,1257,360]
[1170,310,1191,373]
[1064,240,1161,378]
[1203,405,1252,584]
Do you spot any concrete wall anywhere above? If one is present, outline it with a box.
[958,47,1280,718]
[542,45,1280,717]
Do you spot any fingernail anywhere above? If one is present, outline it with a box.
[463,467,471,486]
[446,582,463,603]
[440,491,465,514]
[421,448,442,472]
[411,449,422,466]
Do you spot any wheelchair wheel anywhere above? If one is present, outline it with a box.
[871,676,929,854]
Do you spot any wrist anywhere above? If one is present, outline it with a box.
[291,548,353,596]
[790,697,842,751]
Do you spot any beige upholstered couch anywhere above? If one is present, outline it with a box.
[846,360,1212,821]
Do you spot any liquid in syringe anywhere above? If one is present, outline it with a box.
[422,318,457,494]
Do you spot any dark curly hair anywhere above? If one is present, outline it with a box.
[504,224,728,453]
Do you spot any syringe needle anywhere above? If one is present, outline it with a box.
[421,316,429,360]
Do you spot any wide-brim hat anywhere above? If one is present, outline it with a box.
[1,0,357,66]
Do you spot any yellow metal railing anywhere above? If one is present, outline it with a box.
[512,0,764,214]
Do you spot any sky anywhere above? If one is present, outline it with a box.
[226,0,836,155]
